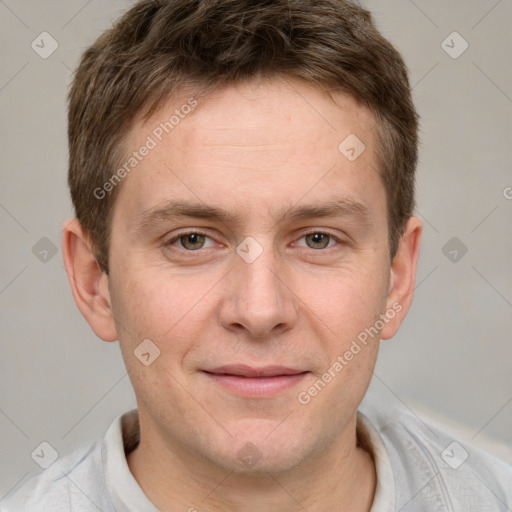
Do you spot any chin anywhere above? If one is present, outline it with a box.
[225,445,308,476]
[208,420,321,476]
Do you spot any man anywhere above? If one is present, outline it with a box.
[2,0,511,510]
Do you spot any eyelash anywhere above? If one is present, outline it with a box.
[165,230,213,250]
[164,230,344,252]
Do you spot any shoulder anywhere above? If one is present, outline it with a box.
[0,438,113,512]
[361,403,512,510]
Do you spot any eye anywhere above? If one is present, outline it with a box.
[297,232,340,250]
[167,231,215,251]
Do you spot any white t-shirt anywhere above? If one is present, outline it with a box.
[1,405,510,511]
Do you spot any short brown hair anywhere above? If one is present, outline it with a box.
[68,0,419,272]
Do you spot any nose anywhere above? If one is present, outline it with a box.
[218,242,298,339]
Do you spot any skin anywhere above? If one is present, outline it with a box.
[62,77,421,512]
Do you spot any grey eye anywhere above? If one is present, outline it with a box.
[305,232,331,249]
[180,233,207,250]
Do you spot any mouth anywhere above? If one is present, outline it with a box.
[201,365,309,397]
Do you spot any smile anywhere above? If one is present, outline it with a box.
[202,365,309,397]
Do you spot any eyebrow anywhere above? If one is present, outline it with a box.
[133,197,372,234]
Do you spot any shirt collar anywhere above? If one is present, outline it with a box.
[102,409,394,511]
[102,408,158,512]
[357,411,396,511]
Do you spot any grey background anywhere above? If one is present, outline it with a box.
[1,0,511,497]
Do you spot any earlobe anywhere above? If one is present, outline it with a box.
[380,216,422,340]
[62,218,118,342]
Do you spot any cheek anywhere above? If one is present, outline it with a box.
[300,260,389,348]
[110,265,223,368]
[109,269,206,401]
[113,264,196,332]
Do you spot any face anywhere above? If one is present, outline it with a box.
[92,78,411,473]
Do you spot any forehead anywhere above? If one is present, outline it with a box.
[113,78,384,229]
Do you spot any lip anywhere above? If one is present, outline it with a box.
[202,365,309,397]
[205,364,305,378]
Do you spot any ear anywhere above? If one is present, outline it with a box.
[380,216,422,340]
[62,218,118,342]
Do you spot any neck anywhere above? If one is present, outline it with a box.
[126,412,376,512]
